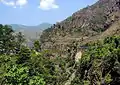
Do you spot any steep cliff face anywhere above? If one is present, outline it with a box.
[40,0,120,52]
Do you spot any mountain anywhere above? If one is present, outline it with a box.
[11,23,52,31]
[11,23,52,39]
[40,0,120,52]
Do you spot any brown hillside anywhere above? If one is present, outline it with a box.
[40,0,120,53]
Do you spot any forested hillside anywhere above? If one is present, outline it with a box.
[72,36,120,85]
[0,24,120,85]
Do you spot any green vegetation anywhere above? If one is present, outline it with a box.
[0,24,75,85]
[72,36,120,85]
[0,24,120,85]
[66,16,73,21]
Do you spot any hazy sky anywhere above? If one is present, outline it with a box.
[0,0,98,25]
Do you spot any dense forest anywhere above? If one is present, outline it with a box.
[0,24,120,85]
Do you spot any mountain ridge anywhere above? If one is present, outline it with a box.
[40,0,120,53]
[11,23,52,39]
[11,23,52,31]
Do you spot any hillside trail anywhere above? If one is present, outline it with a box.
[64,51,82,85]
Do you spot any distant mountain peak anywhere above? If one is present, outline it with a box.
[11,23,52,40]
[11,23,52,30]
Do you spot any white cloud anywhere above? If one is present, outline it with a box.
[16,0,27,7]
[1,0,15,6]
[39,0,59,10]
[0,0,28,8]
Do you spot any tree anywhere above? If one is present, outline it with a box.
[0,25,25,55]
[14,32,25,54]
[17,46,31,64]
[4,65,45,85]
[0,25,14,54]
[33,40,41,52]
